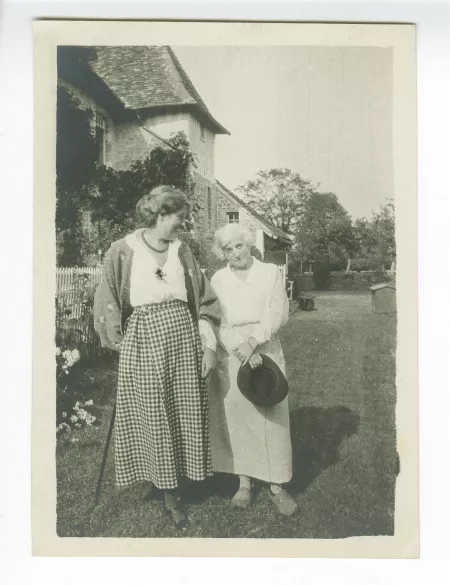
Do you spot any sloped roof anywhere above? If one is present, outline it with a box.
[369,283,396,291]
[87,46,229,135]
[216,180,293,246]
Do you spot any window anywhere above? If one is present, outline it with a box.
[227,211,239,224]
[95,113,106,164]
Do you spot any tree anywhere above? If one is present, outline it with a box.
[236,168,314,234]
[352,200,395,270]
[56,85,99,265]
[292,191,356,271]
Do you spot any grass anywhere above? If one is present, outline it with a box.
[56,291,397,539]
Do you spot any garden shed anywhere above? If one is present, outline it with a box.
[369,283,396,314]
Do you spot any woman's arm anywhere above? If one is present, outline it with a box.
[196,267,221,331]
[248,267,289,347]
[209,273,246,355]
[191,263,219,353]
[215,318,246,355]
[93,246,124,351]
[193,265,221,376]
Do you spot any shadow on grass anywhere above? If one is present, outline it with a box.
[178,405,360,505]
[289,405,360,494]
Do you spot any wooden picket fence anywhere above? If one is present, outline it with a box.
[277,265,294,300]
[56,267,103,359]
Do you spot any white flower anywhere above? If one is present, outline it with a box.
[62,412,67,418]
[70,415,78,423]
[56,347,61,356]
[71,349,80,362]
[70,437,79,443]
[86,414,96,426]
[77,409,87,421]
[57,422,71,433]
[84,399,93,406]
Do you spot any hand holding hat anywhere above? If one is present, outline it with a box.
[248,353,263,369]
[237,354,288,407]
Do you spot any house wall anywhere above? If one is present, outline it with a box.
[59,79,114,167]
[110,121,156,170]
[215,183,267,256]
[145,112,215,181]
[188,117,215,181]
[191,173,218,245]
[190,176,250,246]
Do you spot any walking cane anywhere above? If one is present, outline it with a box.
[94,402,116,506]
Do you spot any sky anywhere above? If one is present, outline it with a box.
[173,46,393,220]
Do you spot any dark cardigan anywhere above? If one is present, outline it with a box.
[93,237,221,351]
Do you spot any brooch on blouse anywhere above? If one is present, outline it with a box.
[155,267,166,281]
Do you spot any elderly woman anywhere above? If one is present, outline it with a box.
[94,185,221,530]
[209,223,297,516]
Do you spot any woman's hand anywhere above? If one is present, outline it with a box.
[234,342,254,365]
[248,353,263,369]
[202,347,216,378]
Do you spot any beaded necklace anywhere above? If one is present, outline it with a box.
[141,230,169,253]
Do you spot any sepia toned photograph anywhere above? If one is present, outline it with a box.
[33,21,418,557]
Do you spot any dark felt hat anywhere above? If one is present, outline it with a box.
[237,354,288,407]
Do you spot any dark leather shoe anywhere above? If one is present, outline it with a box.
[163,503,189,531]
[163,492,189,531]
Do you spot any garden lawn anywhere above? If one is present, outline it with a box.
[56,292,397,539]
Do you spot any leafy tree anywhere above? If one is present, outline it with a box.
[352,200,395,270]
[236,168,314,234]
[56,85,98,265]
[236,168,357,272]
[292,191,356,271]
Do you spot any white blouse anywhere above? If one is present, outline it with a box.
[210,258,289,353]
[125,229,216,351]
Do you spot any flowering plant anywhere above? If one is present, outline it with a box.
[56,346,100,433]
[57,399,98,434]
[56,347,80,376]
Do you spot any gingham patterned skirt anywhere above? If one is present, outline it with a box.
[115,300,212,490]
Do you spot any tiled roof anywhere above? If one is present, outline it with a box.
[87,46,229,134]
[216,181,293,245]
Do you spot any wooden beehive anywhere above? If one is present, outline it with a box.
[369,283,396,314]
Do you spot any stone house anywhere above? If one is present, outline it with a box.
[57,45,291,267]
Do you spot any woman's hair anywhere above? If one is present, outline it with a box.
[136,185,190,228]
[212,223,255,259]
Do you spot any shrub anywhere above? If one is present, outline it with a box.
[55,347,101,433]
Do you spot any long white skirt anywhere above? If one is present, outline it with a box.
[208,325,292,484]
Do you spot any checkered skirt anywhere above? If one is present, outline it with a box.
[115,300,212,489]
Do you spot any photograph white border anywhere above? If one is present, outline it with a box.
[32,19,417,559]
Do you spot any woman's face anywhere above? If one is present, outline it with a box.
[223,236,252,270]
[157,208,188,240]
